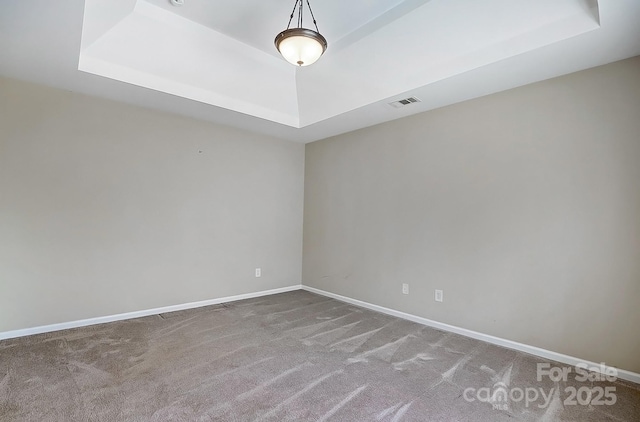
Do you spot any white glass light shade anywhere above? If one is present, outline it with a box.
[275,28,327,67]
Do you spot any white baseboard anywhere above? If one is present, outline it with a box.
[301,285,640,385]
[2,283,638,385]
[0,285,302,342]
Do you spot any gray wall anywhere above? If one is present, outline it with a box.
[303,56,640,373]
[0,77,305,332]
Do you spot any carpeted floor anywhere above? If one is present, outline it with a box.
[0,290,638,421]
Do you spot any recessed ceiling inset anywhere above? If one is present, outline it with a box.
[78,0,601,129]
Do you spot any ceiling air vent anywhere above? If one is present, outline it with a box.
[388,97,421,108]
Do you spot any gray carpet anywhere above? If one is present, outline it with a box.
[0,290,638,421]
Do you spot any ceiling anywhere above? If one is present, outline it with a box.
[1,0,639,143]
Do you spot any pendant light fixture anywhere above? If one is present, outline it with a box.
[275,0,327,67]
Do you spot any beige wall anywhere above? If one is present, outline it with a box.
[2,57,639,374]
[0,77,304,332]
[303,56,640,373]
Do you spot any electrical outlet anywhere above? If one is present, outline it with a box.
[255,268,261,277]
[435,289,443,302]
[402,283,409,295]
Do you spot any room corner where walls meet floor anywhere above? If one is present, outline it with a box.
[1,289,638,421]
[1,285,639,386]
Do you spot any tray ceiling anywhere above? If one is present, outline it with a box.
[1,0,639,142]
